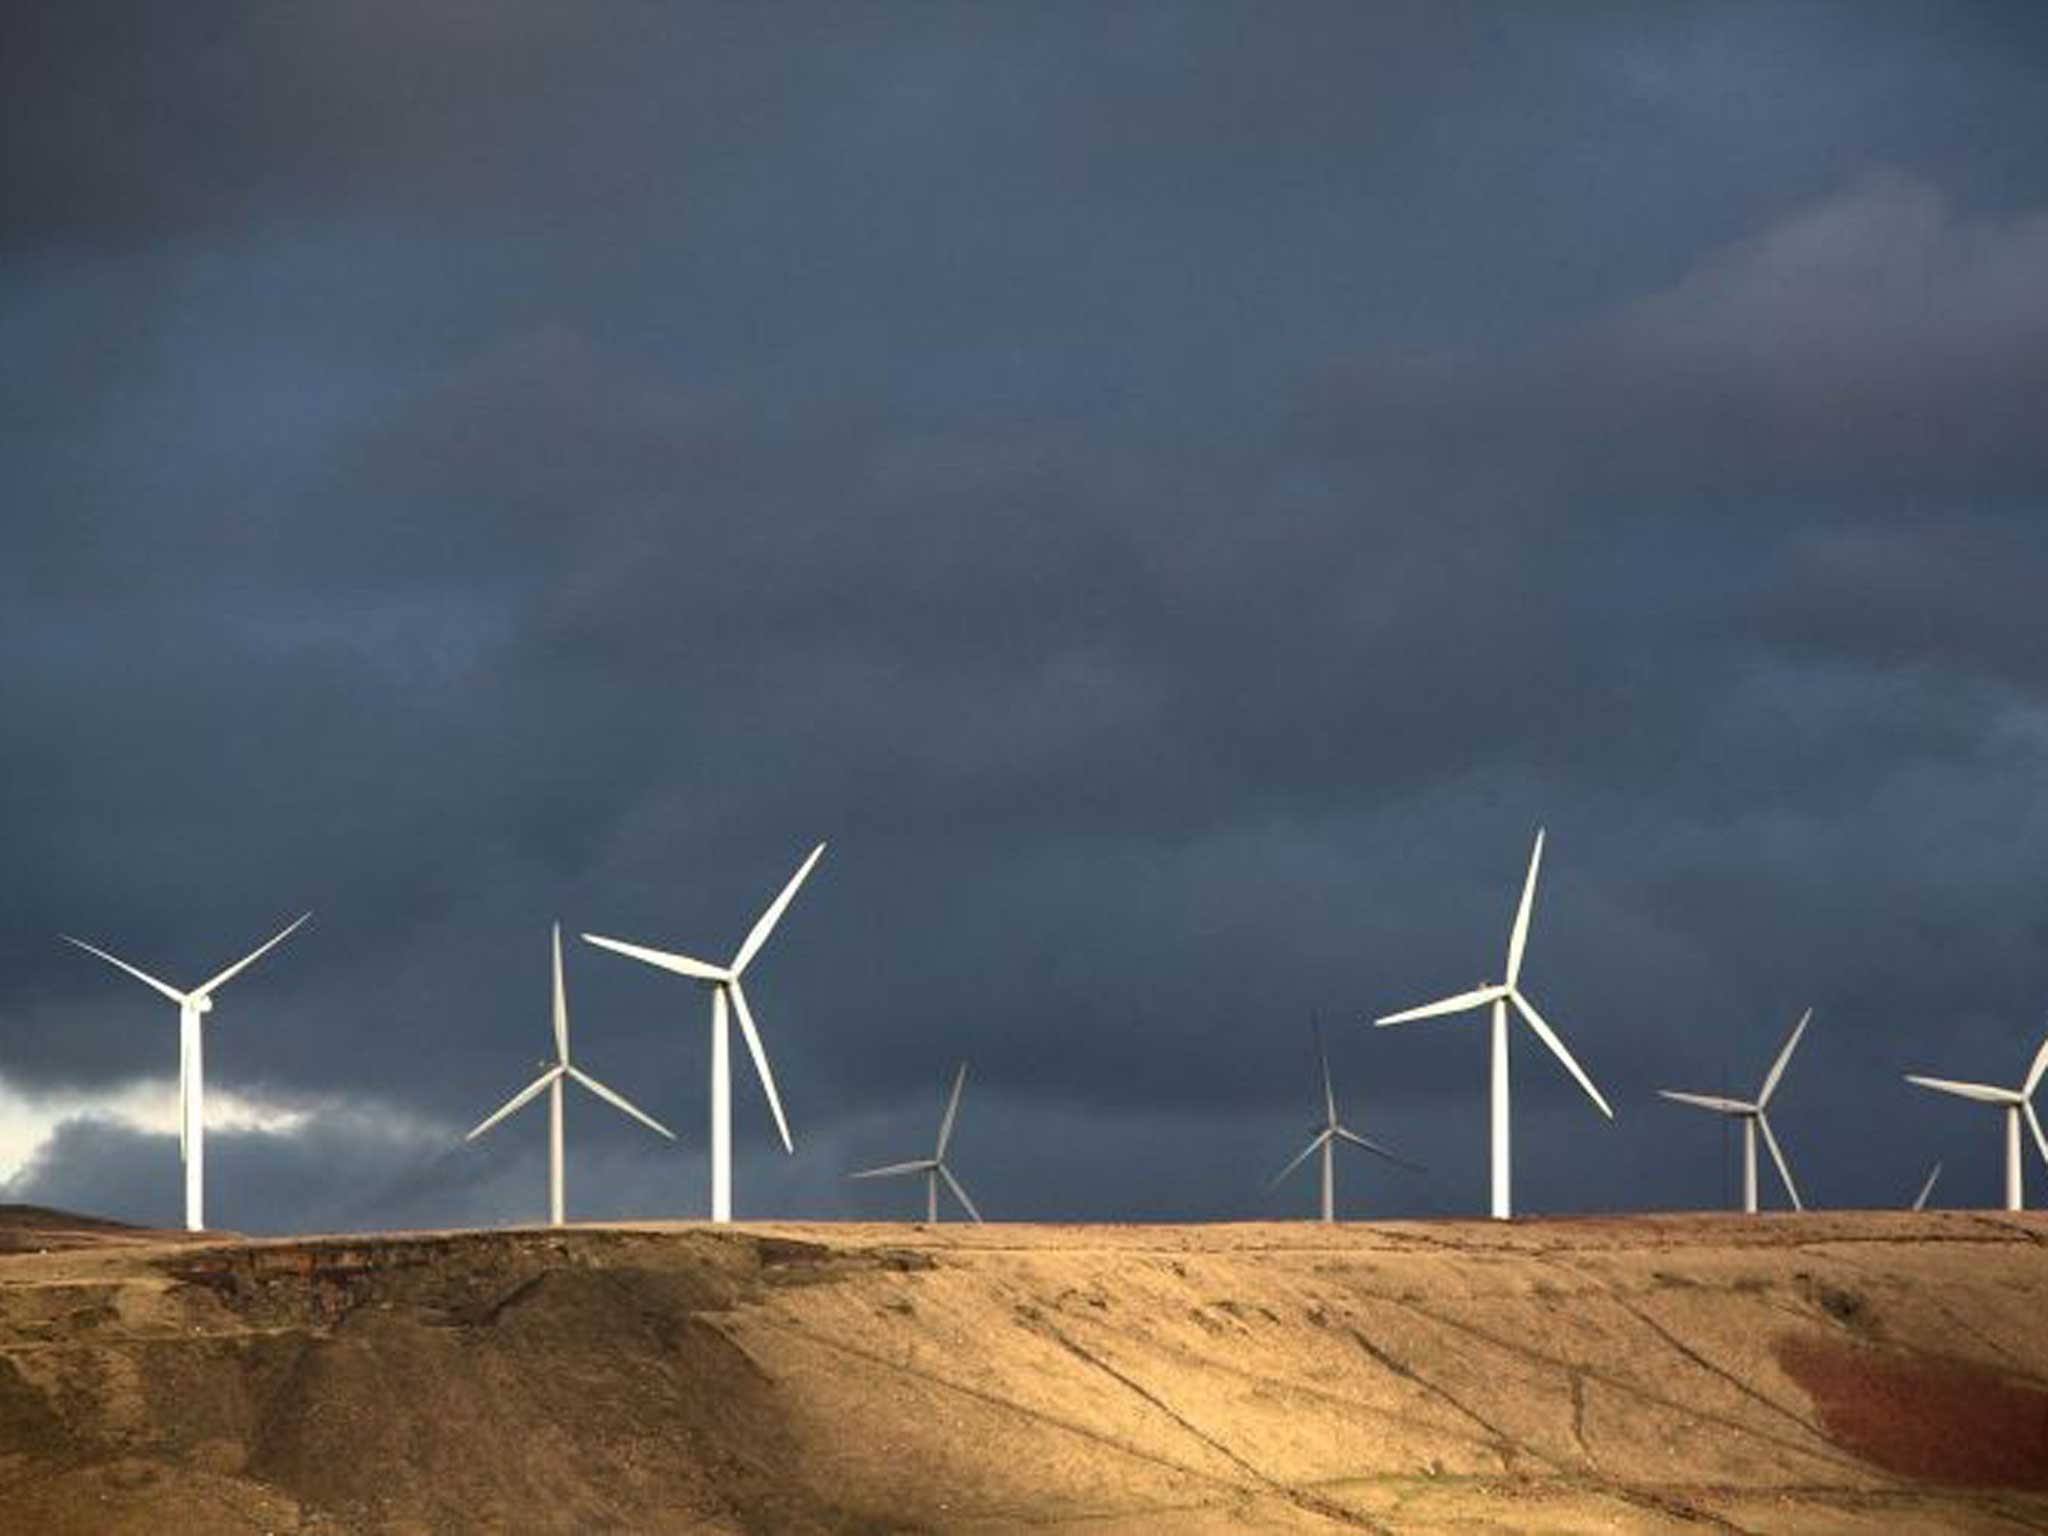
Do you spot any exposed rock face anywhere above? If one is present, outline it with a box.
[1,1207,2044,1533]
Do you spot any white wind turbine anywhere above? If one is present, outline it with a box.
[1374,829,1612,1219]
[467,924,674,1226]
[1903,1026,2048,1212]
[1270,1023,1417,1222]
[848,1061,982,1223]
[584,843,824,1223]
[1656,1008,1812,1213]
[63,913,310,1232]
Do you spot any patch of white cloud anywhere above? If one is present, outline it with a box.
[0,1072,450,1187]
[1616,172,2048,388]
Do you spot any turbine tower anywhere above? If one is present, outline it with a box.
[1903,1026,2048,1211]
[584,843,824,1222]
[467,924,674,1226]
[1373,828,1612,1219]
[1270,1023,1417,1221]
[848,1060,982,1222]
[1656,1008,1812,1213]
[63,913,310,1231]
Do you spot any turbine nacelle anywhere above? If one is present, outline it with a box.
[190,993,215,1014]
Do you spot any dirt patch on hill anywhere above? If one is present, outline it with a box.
[1776,1332,2048,1490]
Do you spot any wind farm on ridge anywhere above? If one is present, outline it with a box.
[45,826,2048,1231]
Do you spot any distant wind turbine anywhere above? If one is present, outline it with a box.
[848,1061,982,1223]
[1903,1025,2048,1211]
[467,924,674,1226]
[584,843,824,1222]
[1657,1008,1812,1213]
[1911,1160,1942,1212]
[1270,1022,1417,1222]
[1374,828,1612,1220]
[63,913,310,1231]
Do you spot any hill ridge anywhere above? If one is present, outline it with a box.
[0,1211,2043,1532]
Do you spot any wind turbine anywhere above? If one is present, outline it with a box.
[1911,1161,1942,1212]
[1656,1008,1812,1213]
[1270,1023,1417,1222]
[1903,1026,2048,1211]
[63,912,310,1232]
[1373,828,1612,1219]
[467,924,674,1226]
[583,843,824,1222]
[848,1061,982,1223]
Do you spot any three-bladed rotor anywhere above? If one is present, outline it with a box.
[1271,1023,1418,1219]
[62,913,311,1228]
[63,912,310,1017]
[583,842,824,1156]
[848,1060,983,1222]
[1657,1007,1812,1210]
[468,924,674,1144]
[467,924,674,1225]
[1902,1023,2048,1209]
[1373,830,1613,1118]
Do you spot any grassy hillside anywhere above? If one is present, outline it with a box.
[0,1208,2043,1532]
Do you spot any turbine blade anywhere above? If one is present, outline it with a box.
[1912,1161,1942,1212]
[581,933,729,983]
[1375,985,1504,1026]
[1902,1074,2022,1105]
[196,912,311,997]
[729,980,793,1154]
[1505,827,1545,987]
[1656,1090,1754,1115]
[1756,1112,1802,1210]
[566,1065,675,1140]
[939,1162,983,1223]
[62,936,188,1005]
[1316,1019,1336,1129]
[466,1068,559,1141]
[1268,1130,1331,1188]
[2028,1102,2048,1170]
[2025,1026,2048,1098]
[936,1061,969,1160]
[1757,1007,1812,1108]
[731,842,826,976]
[1510,989,1613,1118]
[551,923,570,1065]
[1334,1125,1422,1172]
[848,1159,935,1180]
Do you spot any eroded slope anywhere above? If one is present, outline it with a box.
[0,1211,2042,1533]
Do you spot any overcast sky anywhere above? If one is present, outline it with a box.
[5,5,2048,1233]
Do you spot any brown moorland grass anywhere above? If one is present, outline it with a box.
[0,1207,2043,1533]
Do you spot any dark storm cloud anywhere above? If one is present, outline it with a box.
[5,5,2048,1228]
[0,4,813,252]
